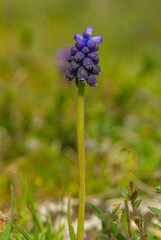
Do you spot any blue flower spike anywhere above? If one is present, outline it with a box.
[65,26,102,87]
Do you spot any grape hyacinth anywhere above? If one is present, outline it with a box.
[65,26,102,87]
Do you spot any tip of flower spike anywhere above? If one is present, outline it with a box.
[86,26,93,35]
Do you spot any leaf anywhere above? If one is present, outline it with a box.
[155,185,161,194]
[96,232,109,239]
[12,224,32,240]
[120,187,130,201]
[54,224,65,240]
[132,231,141,240]
[0,185,15,240]
[111,223,125,240]
[0,220,12,240]
[10,185,15,218]
[33,218,39,240]
[45,215,52,240]
[90,203,106,227]
[40,234,45,240]
[148,207,161,222]
[149,221,161,229]
[26,186,44,232]
[135,199,142,208]
[146,232,157,240]
[67,193,76,240]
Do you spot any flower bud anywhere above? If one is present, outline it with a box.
[67,55,74,63]
[75,40,86,49]
[74,52,85,62]
[94,57,100,63]
[86,26,93,35]
[92,64,101,75]
[87,40,99,51]
[83,32,90,39]
[74,34,84,42]
[90,36,103,43]
[87,74,97,87]
[69,61,81,72]
[71,46,79,55]
[83,57,94,70]
[77,66,88,82]
[87,52,99,61]
[82,46,90,54]
[65,71,76,81]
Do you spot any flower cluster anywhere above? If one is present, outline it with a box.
[0,211,9,233]
[65,26,102,87]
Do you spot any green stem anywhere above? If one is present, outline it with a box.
[77,81,85,240]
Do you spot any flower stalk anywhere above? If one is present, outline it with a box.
[77,81,85,240]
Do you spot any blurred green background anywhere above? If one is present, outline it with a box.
[0,0,161,206]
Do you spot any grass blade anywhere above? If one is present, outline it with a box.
[26,186,45,232]
[12,224,32,240]
[45,214,52,240]
[90,203,106,228]
[0,220,12,240]
[67,193,76,240]
[111,223,125,240]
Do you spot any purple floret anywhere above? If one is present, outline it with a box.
[83,57,94,70]
[67,55,74,63]
[74,33,84,42]
[71,46,79,55]
[86,26,93,35]
[83,32,90,39]
[87,52,99,61]
[82,46,90,54]
[92,64,101,75]
[65,26,102,87]
[87,74,97,87]
[87,40,99,51]
[65,71,76,81]
[77,66,88,82]
[69,61,81,71]
[74,52,85,62]
[75,40,86,49]
[91,36,103,43]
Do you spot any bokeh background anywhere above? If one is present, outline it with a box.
[0,0,161,207]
